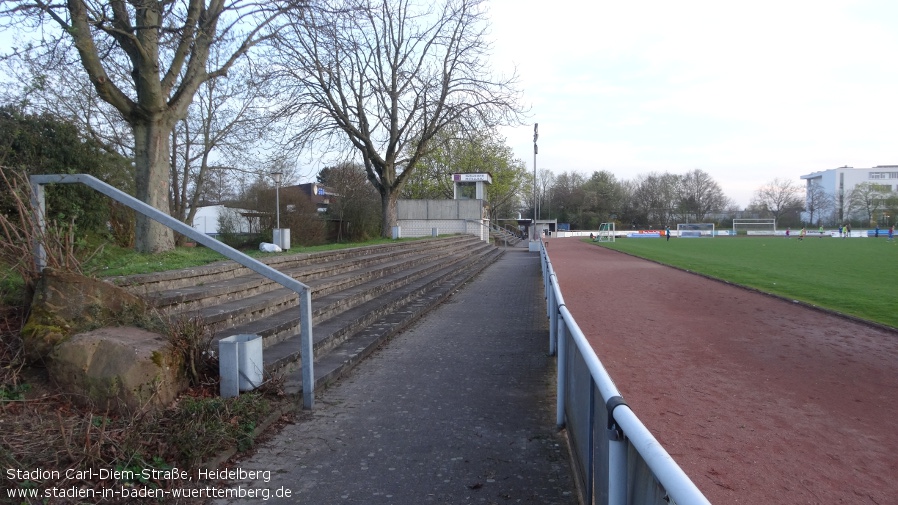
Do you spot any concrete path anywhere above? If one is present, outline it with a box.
[215,247,578,504]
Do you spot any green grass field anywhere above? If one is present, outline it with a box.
[594,235,898,329]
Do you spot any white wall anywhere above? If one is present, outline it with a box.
[396,219,489,241]
[191,205,253,235]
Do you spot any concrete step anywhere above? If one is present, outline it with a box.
[199,238,495,341]
[281,246,505,391]
[259,245,503,376]
[109,236,477,313]
[106,235,503,390]
[107,236,467,296]
[151,238,491,335]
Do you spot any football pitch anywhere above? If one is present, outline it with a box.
[593,235,898,329]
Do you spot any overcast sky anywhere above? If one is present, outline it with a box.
[487,0,898,207]
[4,2,895,208]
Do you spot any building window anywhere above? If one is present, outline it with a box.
[869,172,898,180]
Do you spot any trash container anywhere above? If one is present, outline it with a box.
[219,334,264,398]
[273,228,291,250]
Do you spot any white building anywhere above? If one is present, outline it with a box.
[191,205,256,235]
[800,165,898,224]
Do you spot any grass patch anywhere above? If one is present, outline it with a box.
[594,236,898,328]
[84,237,426,278]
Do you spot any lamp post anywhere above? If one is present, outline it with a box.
[271,171,283,230]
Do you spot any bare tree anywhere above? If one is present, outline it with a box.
[318,162,381,241]
[804,181,834,226]
[201,166,239,204]
[1,0,289,252]
[616,179,640,229]
[678,169,730,222]
[751,178,805,224]
[578,170,623,229]
[169,56,277,234]
[536,168,555,221]
[631,172,681,227]
[271,0,525,237]
[847,182,892,225]
[548,171,586,225]
[4,33,283,239]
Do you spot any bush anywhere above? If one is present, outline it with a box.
[0,106,134,240]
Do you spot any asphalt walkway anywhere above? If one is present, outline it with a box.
[215,246,578,504]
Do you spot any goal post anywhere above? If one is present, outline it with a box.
[596,222,616,242]
[732,218,777,236]
[676,223,715,237]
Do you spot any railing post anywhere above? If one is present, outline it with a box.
[606,396,629,504]
[586,381,596,505]
[300,286,315,410]
[29,178,47,271]
[556,313,566,429]
[547,280,557,356]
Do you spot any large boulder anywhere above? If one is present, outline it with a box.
[48,326,188,413]
[21,268,147,363]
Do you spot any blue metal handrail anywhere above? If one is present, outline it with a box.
[540,239,711,505]
[29,174,316,410]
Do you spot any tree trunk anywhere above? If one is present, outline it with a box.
[133,121,176,253]
[381,188,399,238]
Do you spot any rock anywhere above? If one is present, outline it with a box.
[48,326,188,413]
[21,268,147,363]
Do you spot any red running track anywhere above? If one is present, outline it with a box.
[546,238,897,504]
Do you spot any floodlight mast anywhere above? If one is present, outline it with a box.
[533,123,538,241]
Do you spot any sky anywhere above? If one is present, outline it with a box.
[3,1,896,208]
[486,0,898,207]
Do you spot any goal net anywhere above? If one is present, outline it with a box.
[676,223,715,237]
[596,222,616,242]
[733,218,776,236]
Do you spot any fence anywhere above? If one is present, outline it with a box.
[29,174,317,410]
[540,240,711,505]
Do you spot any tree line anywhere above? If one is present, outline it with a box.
[11,99,894,250]
[532,168,732,231]
[2,0,892,253]
[534,171,898,231]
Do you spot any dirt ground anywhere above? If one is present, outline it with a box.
[546,238,897,505]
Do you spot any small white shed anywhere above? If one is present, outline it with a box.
[191,205,255,235]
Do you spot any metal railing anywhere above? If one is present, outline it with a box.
[29,174,317,410]
[488,222,524,246]
[540,240,711,505]
[462,219,522,247]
